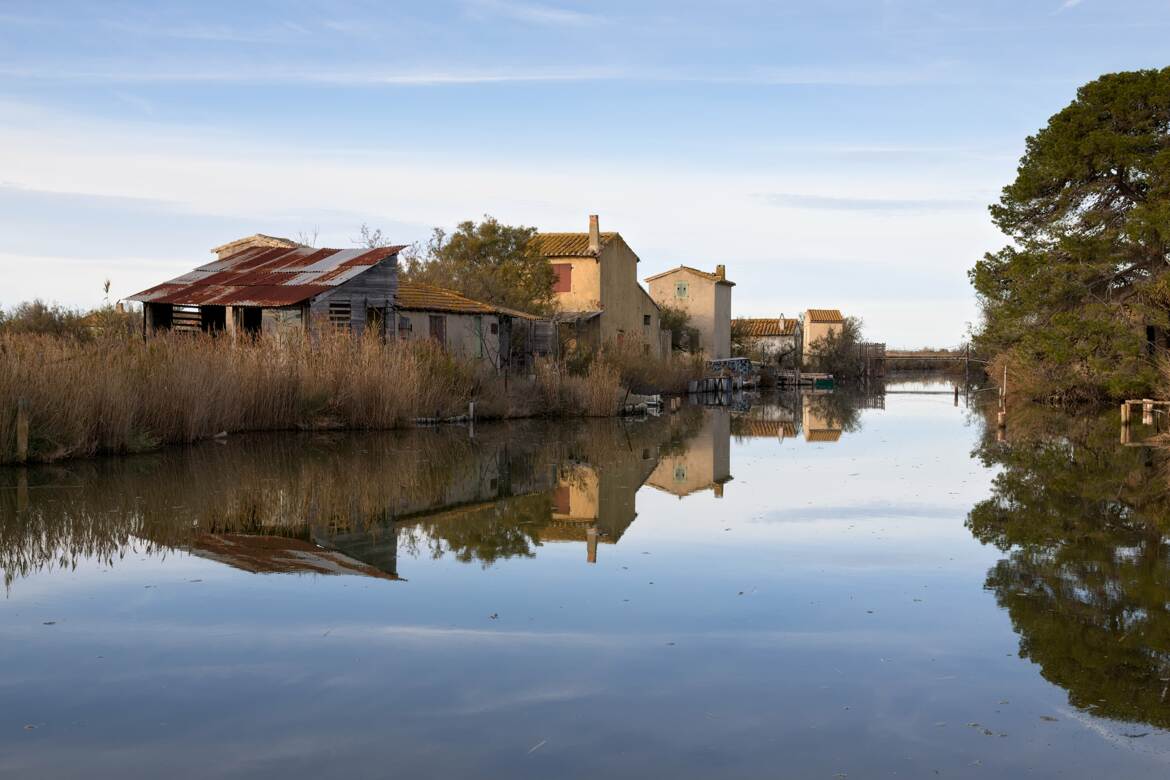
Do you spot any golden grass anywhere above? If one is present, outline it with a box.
[0,331,645,464]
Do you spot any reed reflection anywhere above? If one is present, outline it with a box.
[0,410,727,587]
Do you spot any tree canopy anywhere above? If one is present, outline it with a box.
[970,68,1170,402]
[400,216,557,315]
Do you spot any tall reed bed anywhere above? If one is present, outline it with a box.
[0,331,630,464]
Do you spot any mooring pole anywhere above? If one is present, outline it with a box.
[15,397,29,464]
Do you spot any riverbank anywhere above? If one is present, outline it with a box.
[0,333,701,465]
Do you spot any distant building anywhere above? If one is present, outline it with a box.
[802,309,846,363]
[531,215,669,357]
[128,238,403,339]
[645,265,734,358]
[732,317,801,366]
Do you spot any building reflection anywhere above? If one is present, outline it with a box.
[802,393,844,443]
[647,409,732,498]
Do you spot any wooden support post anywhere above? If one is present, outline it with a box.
[15,398,29,464]
[16,468,28,514]
[1143,399,1154,426]
[1121,401,1132,425]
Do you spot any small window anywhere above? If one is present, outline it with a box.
[643,314,651,326]
[552,264,572,293]
[398,315,412,339]
[675,281,688,299]
[490,322,499,335]
[643,343,650,354]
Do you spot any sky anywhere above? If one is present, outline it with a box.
[1,0,1168,346]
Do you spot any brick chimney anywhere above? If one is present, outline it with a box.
[588,214,600,254]
[715,264,726,280]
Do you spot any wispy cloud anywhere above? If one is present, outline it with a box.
[464,0,602,27]
[1057,0,1086,11]
[757,192,979,213]
[0,63,627,86]
[0,59,956,88]
[101,19,309,44]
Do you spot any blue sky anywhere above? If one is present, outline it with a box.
[1,0,1168,345]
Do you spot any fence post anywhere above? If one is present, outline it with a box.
[15,398,29,463]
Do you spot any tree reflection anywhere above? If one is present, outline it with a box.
[968,408,1170,728]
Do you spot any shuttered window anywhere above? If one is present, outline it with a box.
[552,264,572,293]
[172,306,201,333]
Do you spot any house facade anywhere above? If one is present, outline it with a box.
[128,239,404,339]
[732,317,802,367]
[802,309,846,363]
[531,215,668,358]
[645,265,734,358]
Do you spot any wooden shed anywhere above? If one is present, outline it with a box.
[127,242,405,339]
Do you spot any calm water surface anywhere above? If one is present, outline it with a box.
[3,379,1170,778]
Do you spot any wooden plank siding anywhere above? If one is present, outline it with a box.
[307,257,398,338]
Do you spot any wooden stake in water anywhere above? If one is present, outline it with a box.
[15,397,29,463]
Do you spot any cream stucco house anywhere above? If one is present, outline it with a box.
[645,265,734,359]
[531,216,669,358]
[802,309,846,364]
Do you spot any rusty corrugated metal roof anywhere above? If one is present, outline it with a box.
[806,309,845,324]
[531,232,619,257]
[805,429,843,443]
[732,318,798,337]
[126,245,404,307]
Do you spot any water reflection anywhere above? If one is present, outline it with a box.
[968,406,1170,730]
[1,411,744,586]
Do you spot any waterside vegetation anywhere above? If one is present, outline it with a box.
[0,329,700,466]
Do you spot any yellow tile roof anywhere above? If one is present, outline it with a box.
[732,318,798,337]
[531,232,619,257]
[806,309,845,323]
[395,282,496,315]
[644,265,735,286]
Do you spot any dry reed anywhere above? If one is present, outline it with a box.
[0,331,638,464]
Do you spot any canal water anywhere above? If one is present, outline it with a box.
[3,378,1170,778]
